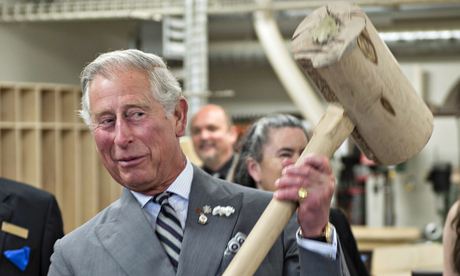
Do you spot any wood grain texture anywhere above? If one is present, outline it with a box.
[292,1,433,165]
[0,81,119,234]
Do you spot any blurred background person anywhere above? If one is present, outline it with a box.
[233,113,369,276]
[443,199,460,276]
[0,177,64,276]
[190,104,238,181]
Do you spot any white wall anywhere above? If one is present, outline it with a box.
[401,61,460,105]
[0,20,138,84]
[393,117,459,228]
[394,62,460,227]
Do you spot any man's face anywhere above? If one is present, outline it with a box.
[190,106,237,170]
[89,69,187,195]
[251,127,307,191]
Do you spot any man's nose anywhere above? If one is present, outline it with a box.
[114,119,133,147]
[200,129,211,140]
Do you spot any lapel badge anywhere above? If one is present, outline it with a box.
[224,232,247,255]
[202,205,212,214]
[4,246,30,271]
[198,205,212,225]
[198,205,235,224]
[212,205,235,217]
[198,213,208,225]
[1,222,29,239]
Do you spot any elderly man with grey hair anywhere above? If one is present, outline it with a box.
[48,49,349,276]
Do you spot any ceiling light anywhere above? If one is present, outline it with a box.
[379,30,460,42]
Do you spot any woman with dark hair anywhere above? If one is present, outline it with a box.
[444,200,460,275]
[234,114,369,276]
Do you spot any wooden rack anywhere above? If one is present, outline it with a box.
[0,81,120,233]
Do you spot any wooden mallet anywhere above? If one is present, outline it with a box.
[223,2,433,275]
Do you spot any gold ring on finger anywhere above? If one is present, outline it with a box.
[298,187,308,202]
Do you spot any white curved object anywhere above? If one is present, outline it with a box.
[253,2,324,125]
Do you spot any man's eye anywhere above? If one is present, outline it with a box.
[125,109,145,118]
[130,111,145,120]
[98,117,115,126]
[135,112,145,117]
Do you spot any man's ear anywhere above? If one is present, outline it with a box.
[174,97,188,137]
[246,157,262,183]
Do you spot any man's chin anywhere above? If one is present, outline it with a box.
[117,173,148,189]
[122,181,151,193]
[198,153,216,163]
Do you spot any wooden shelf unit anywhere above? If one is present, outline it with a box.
[0,82,121,233]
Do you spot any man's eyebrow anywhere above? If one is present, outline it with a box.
[123,103,151,110]
[92,103,150,117]
[93,110,113,118]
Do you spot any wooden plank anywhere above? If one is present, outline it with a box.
[352,226,421,251]
[19,86,37,122]
[0,85,16,122]
[60,89,76,123]
[0,129,17,179]
[371,243,443,275]
[55,129,64,225]
[74,127,82,227]
[61,130,76,233]
[352,226,421,241]
[20,129,39,187]
[80,129,99,223]
[40,87,57,122]
[41,129,57,194]
[0,81,115,233]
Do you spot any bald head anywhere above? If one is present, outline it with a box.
[190,104,237,171]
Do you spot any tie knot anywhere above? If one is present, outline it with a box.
[152,191,172,205]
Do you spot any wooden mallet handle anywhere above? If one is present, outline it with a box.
[223,105,354,276]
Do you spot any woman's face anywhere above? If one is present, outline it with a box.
[249,127,308,191]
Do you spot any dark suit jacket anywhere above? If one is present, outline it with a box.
[49,166,347,275]
[0,178,64,276]
[330,208,369,276]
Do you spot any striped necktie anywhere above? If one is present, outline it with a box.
[153,192,183,270]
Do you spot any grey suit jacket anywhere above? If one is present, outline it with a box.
[49,166,348,275]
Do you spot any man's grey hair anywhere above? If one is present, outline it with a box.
[79,49,182,127]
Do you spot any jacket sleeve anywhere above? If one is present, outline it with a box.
[298,237,350,276]
[48,238,74,276]
[282,215,349,276]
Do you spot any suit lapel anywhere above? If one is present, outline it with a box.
[95,189,176,276]
[177,167,243,276]
[0,188,14,253]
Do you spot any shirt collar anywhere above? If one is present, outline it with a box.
[131,158,193,208]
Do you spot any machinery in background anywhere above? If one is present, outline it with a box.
[336,146,398,227]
